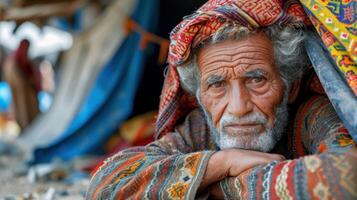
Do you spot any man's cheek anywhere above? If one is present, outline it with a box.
[255,102,275,126]
[202,93,226,127]
[252,86,284,119]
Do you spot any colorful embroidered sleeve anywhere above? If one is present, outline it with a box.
[86,110,215,200]
[220,96,357,199]
[293,95,356,155]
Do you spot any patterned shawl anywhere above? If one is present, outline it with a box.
[155,0,357,138]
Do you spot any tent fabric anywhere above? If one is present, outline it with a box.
[16,0,138,160]
[300,0,357,96]
[305,33,357,141]
[32,0,159,163]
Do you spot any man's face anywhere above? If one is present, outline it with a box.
[197,33,288,152]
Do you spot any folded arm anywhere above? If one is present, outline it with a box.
[86,130,215,200]
[86,109,283,199]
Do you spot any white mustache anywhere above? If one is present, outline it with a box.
[219,112,268,129]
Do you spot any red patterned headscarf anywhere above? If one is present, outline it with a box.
[155,0,312,138]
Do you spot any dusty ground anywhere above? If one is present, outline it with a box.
[0,148,91,200]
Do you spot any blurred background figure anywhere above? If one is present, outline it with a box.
[2,39,41,130]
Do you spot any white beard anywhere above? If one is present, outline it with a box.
[217,125,277,152]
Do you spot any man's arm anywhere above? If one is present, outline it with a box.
[219,151,357,199]
[86,132,284,199]
[86,131,215,200]
[86,110,283,200]
[216,96,357,199]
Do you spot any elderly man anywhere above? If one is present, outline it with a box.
[87,0,357,199]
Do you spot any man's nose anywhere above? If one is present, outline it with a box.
[227,84,253,117]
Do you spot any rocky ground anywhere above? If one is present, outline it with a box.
[0,142,93,200]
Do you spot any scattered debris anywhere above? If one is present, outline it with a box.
[43,187,55,200]
[26,162,70,184]
[0,143,93,200]
[0,141,19,156]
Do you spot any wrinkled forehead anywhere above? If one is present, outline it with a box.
[197,31,273,57]
[196,33,276,72]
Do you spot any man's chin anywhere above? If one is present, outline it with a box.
[217,131,277,152]
[222,129,265,138]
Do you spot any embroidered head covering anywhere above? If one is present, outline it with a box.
[155,0,357,138]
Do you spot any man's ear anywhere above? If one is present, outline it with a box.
[288,80,301,103]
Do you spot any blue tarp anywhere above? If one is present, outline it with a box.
[0,82,12,113]
[33,0,159,163]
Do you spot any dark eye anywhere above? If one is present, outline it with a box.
[252,77,264,83]
[247,77,266,87]
[210,81,225,88]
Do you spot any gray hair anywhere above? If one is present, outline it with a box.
[176,24,309,94]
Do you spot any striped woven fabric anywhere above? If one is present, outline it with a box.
[87,96,357,199]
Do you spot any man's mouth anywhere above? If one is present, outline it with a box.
[222,123,264,135]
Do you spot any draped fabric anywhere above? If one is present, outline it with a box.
[156,0,357,139]
[300,0,357,95]
[305,34,357,142]
[87,96,357,199]
[17,0,138,161]
[22,0,160,163]
[302,0,357,141]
